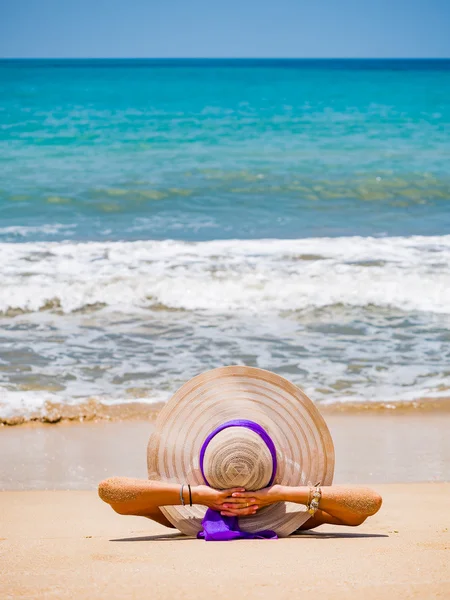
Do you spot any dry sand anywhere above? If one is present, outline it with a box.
[1,412,449,598]
[1,484,449,599]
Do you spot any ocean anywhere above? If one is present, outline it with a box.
[1,59,449,423]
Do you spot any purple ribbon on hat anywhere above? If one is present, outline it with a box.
[197,419,278,541]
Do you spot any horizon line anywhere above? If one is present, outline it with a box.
[1,56,449,61]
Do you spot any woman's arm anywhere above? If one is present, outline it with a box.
[221,485,383,527]
[99,477,187,510]
[98,477,256,517]
[98,478,382,529]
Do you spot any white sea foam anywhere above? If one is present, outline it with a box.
[0,388,168,423]
[0,223,76,239]
[2,235,450,421]
[0,389,62,421]
[0,235,450,315]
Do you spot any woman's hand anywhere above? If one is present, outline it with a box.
[192,485,259,516]
[219,484,285,517]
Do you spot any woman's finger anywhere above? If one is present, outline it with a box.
[223,496,253,504]
[221,504,259,513]
[231,491,257,498]
[225,488,246,494]
[219,489,245,500]
[222,501,257,509]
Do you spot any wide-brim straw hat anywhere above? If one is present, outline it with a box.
[147,365,334,537]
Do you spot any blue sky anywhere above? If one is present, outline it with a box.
[1,0,449,58]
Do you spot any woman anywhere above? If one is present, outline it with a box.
[99,366,382,540]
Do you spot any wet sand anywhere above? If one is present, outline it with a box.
[1,411,450,490]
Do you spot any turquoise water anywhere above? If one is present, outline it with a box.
[1,60,450,422]
[1,59,449,241]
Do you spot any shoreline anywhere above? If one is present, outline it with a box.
[2,395,450,426]
[2,411,449,490]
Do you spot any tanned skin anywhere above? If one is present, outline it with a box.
[98,477,382,530]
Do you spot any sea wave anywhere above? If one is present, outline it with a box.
[1,235,450,315]
[0,224,76,239]
[1,388,449,425]
[0,389,167,425]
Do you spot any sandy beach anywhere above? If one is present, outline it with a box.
[1,412,449,598]
[1,483,449,599]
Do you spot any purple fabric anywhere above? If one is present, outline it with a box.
[197,419,278,541]
[197,509,277,541]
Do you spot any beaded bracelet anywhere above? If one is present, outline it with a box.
[307,485,322,516]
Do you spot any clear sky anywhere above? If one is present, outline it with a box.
[1,0,449,59]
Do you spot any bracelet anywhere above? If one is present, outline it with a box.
[307,485,322,516]
[188,484,193,507]
[180,484,185,506]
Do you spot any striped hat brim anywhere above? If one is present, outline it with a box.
[147,365,334,538]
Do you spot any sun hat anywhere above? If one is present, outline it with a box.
[147,365,334,538]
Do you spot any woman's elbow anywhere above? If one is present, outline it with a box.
[98,477,125,505]
[98,477,137,515]
[345,490,383,526]
[369,491,383,515]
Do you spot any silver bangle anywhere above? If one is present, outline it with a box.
[180,484,185,506]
